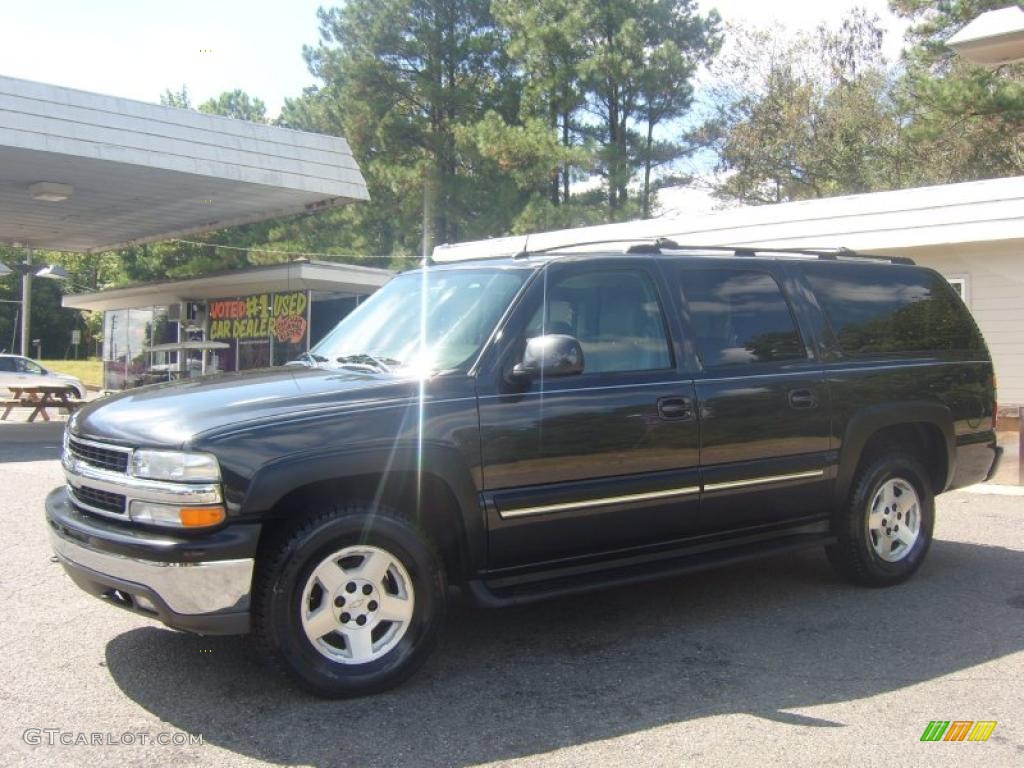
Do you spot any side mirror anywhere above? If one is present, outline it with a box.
[511,334,585,381]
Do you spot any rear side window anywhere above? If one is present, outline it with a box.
[802,263,983,356]
[679,268,806,368]
[0,358,14,372]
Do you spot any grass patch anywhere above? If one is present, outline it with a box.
[40,359,103,388]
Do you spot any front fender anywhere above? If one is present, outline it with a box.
[244,442,485,574]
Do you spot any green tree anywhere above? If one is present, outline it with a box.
[574,0,720,218]
[0,247,123,358]
[700,12,908,204]
[198,89,268,123]
[890,0,1024,181]
[159,85,192,109]
[491,0,719,222]
[492,0,589,207]
[304,0,515,252]
[454,110,600,234]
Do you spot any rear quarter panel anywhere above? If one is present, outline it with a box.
[795,261,997,495]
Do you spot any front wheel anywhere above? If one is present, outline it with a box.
[253,503,447,697]
[826,452,935,587]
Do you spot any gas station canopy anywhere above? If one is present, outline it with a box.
[0,75,369,252]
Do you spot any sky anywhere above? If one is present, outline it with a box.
[1,0,912,119]
[1,0,329,116]
[701,0,910,61]
[0,0,913,219]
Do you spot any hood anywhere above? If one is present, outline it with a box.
[71,366,420,448]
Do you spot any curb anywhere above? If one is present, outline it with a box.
[959,483,1024,496]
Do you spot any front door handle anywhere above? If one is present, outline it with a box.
[788,389,818,409]
[658,396,694,420]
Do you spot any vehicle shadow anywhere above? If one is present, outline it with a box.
[105,539,1024,767]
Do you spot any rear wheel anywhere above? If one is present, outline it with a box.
[254,503,447,697]
[826,452,934,587]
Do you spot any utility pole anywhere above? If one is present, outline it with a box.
[20,247,32,357]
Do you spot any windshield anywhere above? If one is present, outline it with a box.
[310,268,528,373]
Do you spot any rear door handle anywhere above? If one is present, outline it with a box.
[788,389,817,409]
[658,396,694,420]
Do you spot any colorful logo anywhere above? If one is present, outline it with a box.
[920,721,997,742]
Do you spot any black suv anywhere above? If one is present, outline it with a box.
[46,242,1001,697]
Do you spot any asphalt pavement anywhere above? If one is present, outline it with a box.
[1,421,1021,767]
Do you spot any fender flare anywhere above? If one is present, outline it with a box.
[243,442,484,576]
[835,401,956,502]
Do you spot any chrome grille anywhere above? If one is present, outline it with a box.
[70,485,127,515]
[68,437,130,474]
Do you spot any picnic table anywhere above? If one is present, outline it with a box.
[1,385,84,423]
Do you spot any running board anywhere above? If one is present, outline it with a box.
[467,532,835,608]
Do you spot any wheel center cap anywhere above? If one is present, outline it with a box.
[348,596,366,611]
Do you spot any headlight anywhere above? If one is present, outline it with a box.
[131,450,221,482]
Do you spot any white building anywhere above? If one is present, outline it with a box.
[436,176,1024,407]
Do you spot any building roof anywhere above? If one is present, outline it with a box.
[0,75,369,252]
[947,6,1024,65]
[433,176,1024,262]
[62,259,393,312]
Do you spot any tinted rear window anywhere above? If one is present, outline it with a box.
[802,263,983,356]
[679,268,806,368]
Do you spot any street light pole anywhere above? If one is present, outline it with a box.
[20,247,32,357]
[1,252,67,357]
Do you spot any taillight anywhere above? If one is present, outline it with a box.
[992,371,998,427]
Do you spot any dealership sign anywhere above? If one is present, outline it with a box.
[208,291,309,344]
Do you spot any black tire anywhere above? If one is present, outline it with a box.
[826,451,935,587]
[253,502,447,697]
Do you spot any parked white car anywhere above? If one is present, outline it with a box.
[0,355,86,400]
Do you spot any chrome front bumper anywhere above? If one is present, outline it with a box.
[47,488,255,635]
[49,525,253,615]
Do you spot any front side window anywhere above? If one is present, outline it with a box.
[526,268,672,374]
[15,358,44,374]
[680,268,805,369]
[312,268,528,373]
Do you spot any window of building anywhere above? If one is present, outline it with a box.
[946,275,970,306]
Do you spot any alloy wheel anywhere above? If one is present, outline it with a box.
[300,545,415,664]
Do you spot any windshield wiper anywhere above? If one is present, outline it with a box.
[336,353,400,373]
[293,352,329,367]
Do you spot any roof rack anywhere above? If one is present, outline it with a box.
[510,237,913,265]
[633,238,916,265]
